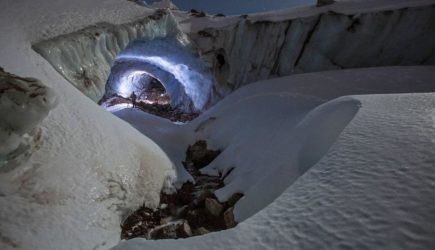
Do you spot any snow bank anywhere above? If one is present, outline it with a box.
[0,0,176,250]
[114,66,435,221]
[112,71,435,250]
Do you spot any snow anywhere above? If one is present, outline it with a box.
[0,1,176,250]
[112,66,435,250]
[1,0,435,249]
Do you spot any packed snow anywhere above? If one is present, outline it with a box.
[114,66,435,223]
[0,1,175,250]
[114,90,435,250]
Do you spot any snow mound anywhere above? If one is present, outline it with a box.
[114,66,435,222]
[0,1,177,250]
[112,90,435,250]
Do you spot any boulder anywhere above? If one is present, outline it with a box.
[224,207,237,228]
[205,198,223,216]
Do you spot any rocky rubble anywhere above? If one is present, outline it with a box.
[103,96,199,123]
[121,140,243,240]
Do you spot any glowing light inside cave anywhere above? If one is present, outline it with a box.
[117,70,154,97]
[116,54,213,111]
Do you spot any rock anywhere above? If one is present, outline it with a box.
[226,193,243,207]
[176,221,192,238]
[205,198,223,216]
[159,216,172,225]
[194,227,210,236]
[185,209,205,228]
[224,207,237,228]
[150,220,191,239]
[192,189,212,206]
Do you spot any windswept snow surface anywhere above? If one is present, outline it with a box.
[0,1,175,250]
[114,66,435,249]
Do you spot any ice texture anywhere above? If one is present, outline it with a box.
[187,1,435,96]
[0,68,57,172]
[106,37,214,111]
[32,10,187,102]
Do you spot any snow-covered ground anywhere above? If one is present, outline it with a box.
[114,66,435,223]
[1,0,435,249]
[0,1,175,250]
[114,90,435,250]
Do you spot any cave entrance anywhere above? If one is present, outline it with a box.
[139,78,170,105]
[99,37,215,123]
[100,69,199,123]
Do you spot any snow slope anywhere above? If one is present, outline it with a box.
[0,1,175,250]
[113,67,435,249]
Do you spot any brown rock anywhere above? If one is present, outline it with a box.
[150,220,191,239]
[194,227,210,236]
[176,221,192,238]
[185,209,205,228]
[226,193,243,207]
[224,207,237,228]
[186,140,221,169]
[205,198,223,216]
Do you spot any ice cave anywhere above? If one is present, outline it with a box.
[1,0,435,250]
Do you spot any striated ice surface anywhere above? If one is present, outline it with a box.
[0,68,57,172]
[33,10,188,102]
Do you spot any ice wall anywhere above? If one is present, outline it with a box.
[191,3,435,95]
[0,68,57,172]
[32,10,187,102]
[106,37,214,111]
[32,1,435,109]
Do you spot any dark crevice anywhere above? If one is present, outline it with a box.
[271,21,292,75]
[293,14,323,68]
[121,140,243,240]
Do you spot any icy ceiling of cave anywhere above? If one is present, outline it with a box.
[105,37,214,111]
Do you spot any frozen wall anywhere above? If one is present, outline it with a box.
[32,10,187,102]
[105,37,214,111]
[191,3,435,95]
[33,1,435,110]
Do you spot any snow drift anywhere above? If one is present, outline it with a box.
[0,1,176,249]
[113,68,435,250]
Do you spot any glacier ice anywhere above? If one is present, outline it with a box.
[105,37,214,112]
[32,10,187,102]
[0,68,57,172]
